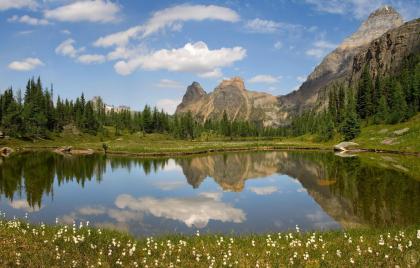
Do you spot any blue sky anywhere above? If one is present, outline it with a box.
[0,0,419,113]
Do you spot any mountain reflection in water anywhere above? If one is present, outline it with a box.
[0,151,419,235]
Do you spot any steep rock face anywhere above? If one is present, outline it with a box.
[350,18,420,84]
[279,5,404,114]
[176,77,285,126]
[176,82,207,111]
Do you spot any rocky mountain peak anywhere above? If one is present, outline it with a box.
[217,77,246,91]
[340,5,403,49]
[181,82,206,104]
[368,5,399,19]
[176,10,419,126]
[283,5,405,115]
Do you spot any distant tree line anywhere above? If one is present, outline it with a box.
[0,77,283,140]
[286,53,420,141]
[0,77,103,138]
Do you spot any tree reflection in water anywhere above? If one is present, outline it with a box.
[0,151,419,228]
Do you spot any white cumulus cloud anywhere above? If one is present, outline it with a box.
[94,4,239,47]
[45,0,121,23]
[274,41,283,49]
[8,57,44,71]
[8,14,50,25]
[77,54,106,64]
[248,74,280,84]
[245,18,304,34]
[0,0,37,11]
[156,98,181,114]
[306,40,337,58]
[156,79,184,89]
[56,39,105,65]
[55,39,84,58]
[245,18,282,33]
[198,68,223,78]
[113,41,246,76]
[297,76,307,83]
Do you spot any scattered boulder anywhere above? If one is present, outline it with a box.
[55,146,73,154]
[0,131,4,139]
[59,146,73,153]
[393,164,409,172]
[333,142,360,152]
[70,149,94,155]
[381,156,397,162]
[334,151,357,158]
[381,138,397,145]
[393,128,409,135]
[0,147,14,157]
[54,146,94,155]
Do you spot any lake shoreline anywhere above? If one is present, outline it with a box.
[13,143,420,158]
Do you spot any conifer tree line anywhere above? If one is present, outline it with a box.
[0,77,174,138]
[288,53,420,141]
[171,110,285,140]
[1,54,418,141]
[0,77,102,138]
[0,77,283,140]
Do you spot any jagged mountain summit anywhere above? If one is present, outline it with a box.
[176,6,418,125]
[278,5,404,115]
[175,77,283,126]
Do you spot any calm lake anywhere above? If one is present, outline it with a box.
[0,151,419,236]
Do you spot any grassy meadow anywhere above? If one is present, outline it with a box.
[0,216,419,267]
[1,113,419,156]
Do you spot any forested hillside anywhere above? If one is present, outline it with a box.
[288,52,420,141]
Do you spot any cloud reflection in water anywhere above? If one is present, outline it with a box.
[115,193,245,228]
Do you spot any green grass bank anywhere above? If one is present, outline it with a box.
[2,114,419,156]
[0,217,419,267]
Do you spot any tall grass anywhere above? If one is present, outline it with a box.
[0,214,419,267]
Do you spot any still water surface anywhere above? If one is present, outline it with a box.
[0,151,419,236]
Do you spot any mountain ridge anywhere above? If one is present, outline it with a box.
[176,6,418,125]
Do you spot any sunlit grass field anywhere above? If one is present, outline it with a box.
[1,128,332,156]
[1,113,419,155]
[354,113,420,153]
[0,215,419,267]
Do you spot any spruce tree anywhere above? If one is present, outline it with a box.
[341,92,361,141]
[356,65,373,119]
[410,62,420,112]
[328,89,337,125]
[388,81,408,123]
[142,105,153,133]
[318,112,334,141]
[373,74,383,114]
[337,85,346,124]
[220,111,231,137]
[374,95,389,124]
